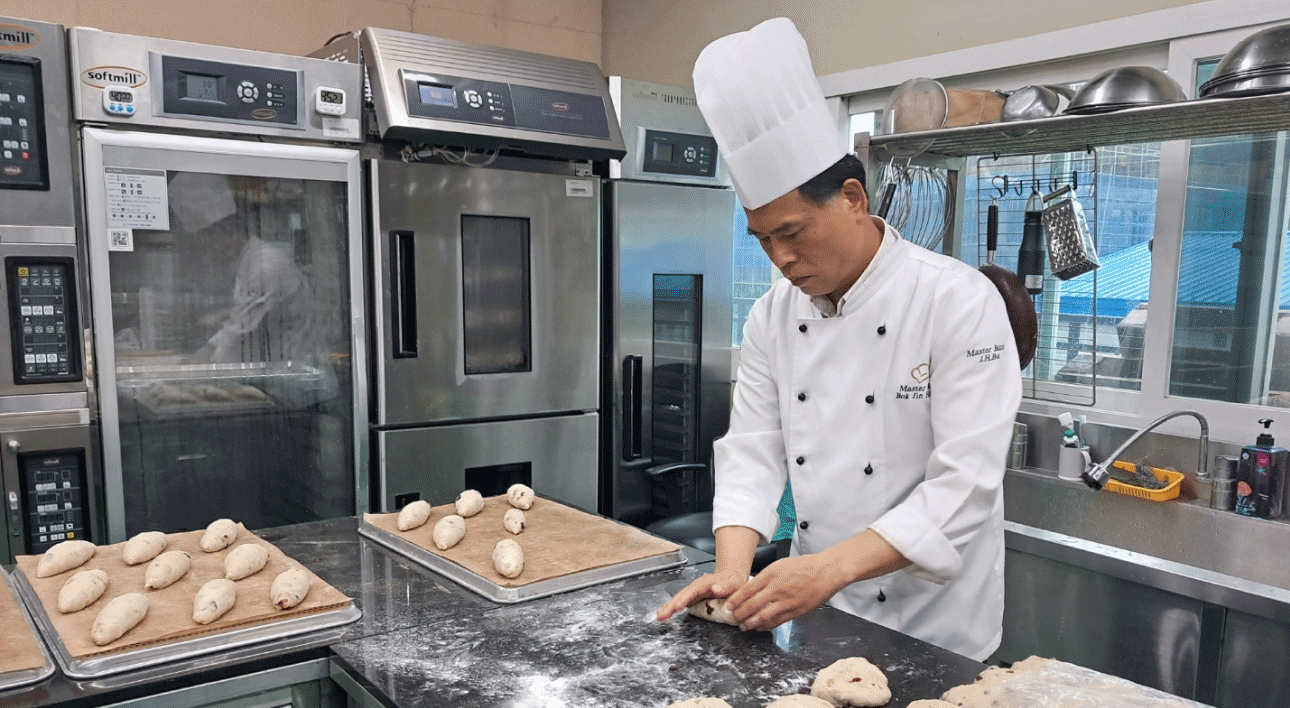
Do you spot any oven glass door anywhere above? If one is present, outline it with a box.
[372,160,600,426]
[81,128,367,540]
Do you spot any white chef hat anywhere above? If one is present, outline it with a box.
[693,17,845,210]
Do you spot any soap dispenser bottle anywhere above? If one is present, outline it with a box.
[1236,418,1287,519]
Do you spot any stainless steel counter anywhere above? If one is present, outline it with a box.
[998,466,1290,707]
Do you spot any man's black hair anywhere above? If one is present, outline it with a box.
[795,153,868,206]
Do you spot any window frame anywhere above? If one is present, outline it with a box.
[814,6,1290,444]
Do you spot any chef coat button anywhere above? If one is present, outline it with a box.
[799,324,808,333]
[799,520,809,530]
[795,456,805,466]
[877,590,886,602]
[865,394,874,404]
[797,392,807,401]
[864,464,873,475]
[877,325,886,335]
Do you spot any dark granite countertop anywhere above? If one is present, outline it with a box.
[332,561,985,708]
[2,516,981,708]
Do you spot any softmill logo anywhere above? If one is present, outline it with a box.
[0,24,40,50]
[82,66,146,88]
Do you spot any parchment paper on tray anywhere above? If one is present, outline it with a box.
[14,524,350,659]
[364,495,681,587]
[0,570,49,674]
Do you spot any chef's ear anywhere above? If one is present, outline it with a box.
[841,177,868,216]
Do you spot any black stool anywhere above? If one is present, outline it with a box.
[646,511,782,572]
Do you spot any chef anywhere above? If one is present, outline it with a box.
[656,18,1022,661]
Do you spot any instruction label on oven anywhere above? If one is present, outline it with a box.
[104,167,170,231]
[565,179,594,197]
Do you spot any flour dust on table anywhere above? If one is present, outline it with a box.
[338,572,818,707]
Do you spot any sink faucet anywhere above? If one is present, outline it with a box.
[1081,409,1209,490]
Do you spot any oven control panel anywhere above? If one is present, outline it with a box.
[0,56,49,190]
[640,128,718,179]
[160,55,300,126]
[18,449,88,554]
[5,257,81,384]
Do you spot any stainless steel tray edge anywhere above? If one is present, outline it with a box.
[12,569,361,680]
[358,518,687,603]
[0,569,57,692]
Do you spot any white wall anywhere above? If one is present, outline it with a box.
[602,0,1210,87]
[5,0,602,65]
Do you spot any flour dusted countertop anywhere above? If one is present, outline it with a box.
[330,563,985,708]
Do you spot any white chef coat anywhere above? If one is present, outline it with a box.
[712,220,1022,660]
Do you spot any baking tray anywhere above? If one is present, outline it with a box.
[120,380,276,418]
[358,517,686,604]
[115,359,326,384]
[0,570,56,693]
[11,570,360,680]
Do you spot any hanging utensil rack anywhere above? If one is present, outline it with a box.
[975,150,1101,406]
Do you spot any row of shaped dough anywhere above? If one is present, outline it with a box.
[396,485,533,579]
[36,518,313,646]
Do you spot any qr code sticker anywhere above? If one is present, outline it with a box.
[107,228,134,252]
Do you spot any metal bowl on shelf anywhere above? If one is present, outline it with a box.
[1064,66,1188,115]
[1199,23,1290,98]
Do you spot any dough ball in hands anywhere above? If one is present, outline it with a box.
[122,531,167,565]
[145,550,191,590]
[810,657,892,707]
[455,489,485,517]
[506,483,535,510]
[492,538,524,579]
[193,578,237,625]
[766,696,835,708]
[432,515,466,550]
[200,518,239,552]
[396,500,432,531]
[270,568,312,610]
[36,539,96,578]
[666,700,734,708]
[686,597,739,627]
[57,569,108,613]
[91,592,148,646]
[503,508,526,534]
[224,543,269,580]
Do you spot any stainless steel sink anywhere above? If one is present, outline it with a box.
[1004,467,1290,608]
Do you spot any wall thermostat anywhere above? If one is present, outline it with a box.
[102,85,136,117]
[315,86,346,116]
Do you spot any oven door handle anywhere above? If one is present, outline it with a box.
[390,230,418,358]
[622,354,643,461]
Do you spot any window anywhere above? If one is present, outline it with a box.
[1168,60,1290,406]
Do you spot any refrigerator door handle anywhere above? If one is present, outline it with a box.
[622,354,643,461]
[390,230,418,358]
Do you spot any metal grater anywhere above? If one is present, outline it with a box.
[1042,185,1100,280]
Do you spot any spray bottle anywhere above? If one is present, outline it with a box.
[1057,412,1081,448]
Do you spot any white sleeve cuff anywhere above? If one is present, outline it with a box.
[870,504,962,584]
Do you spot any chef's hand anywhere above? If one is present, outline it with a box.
[722,553,854,631]
[654,567,746,622]
[725,529,912,632]
[656,525,762,622]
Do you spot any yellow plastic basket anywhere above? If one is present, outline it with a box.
[1106,461,1184,502]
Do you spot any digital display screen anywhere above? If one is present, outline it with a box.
[182,73,219,101]
[652,142,674,163]
[108,90,133,103]
[320,89,343,105]
[0,57,49,190]
[418,83,456,108]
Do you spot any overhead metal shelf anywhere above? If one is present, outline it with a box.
[870,91,1290,158]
